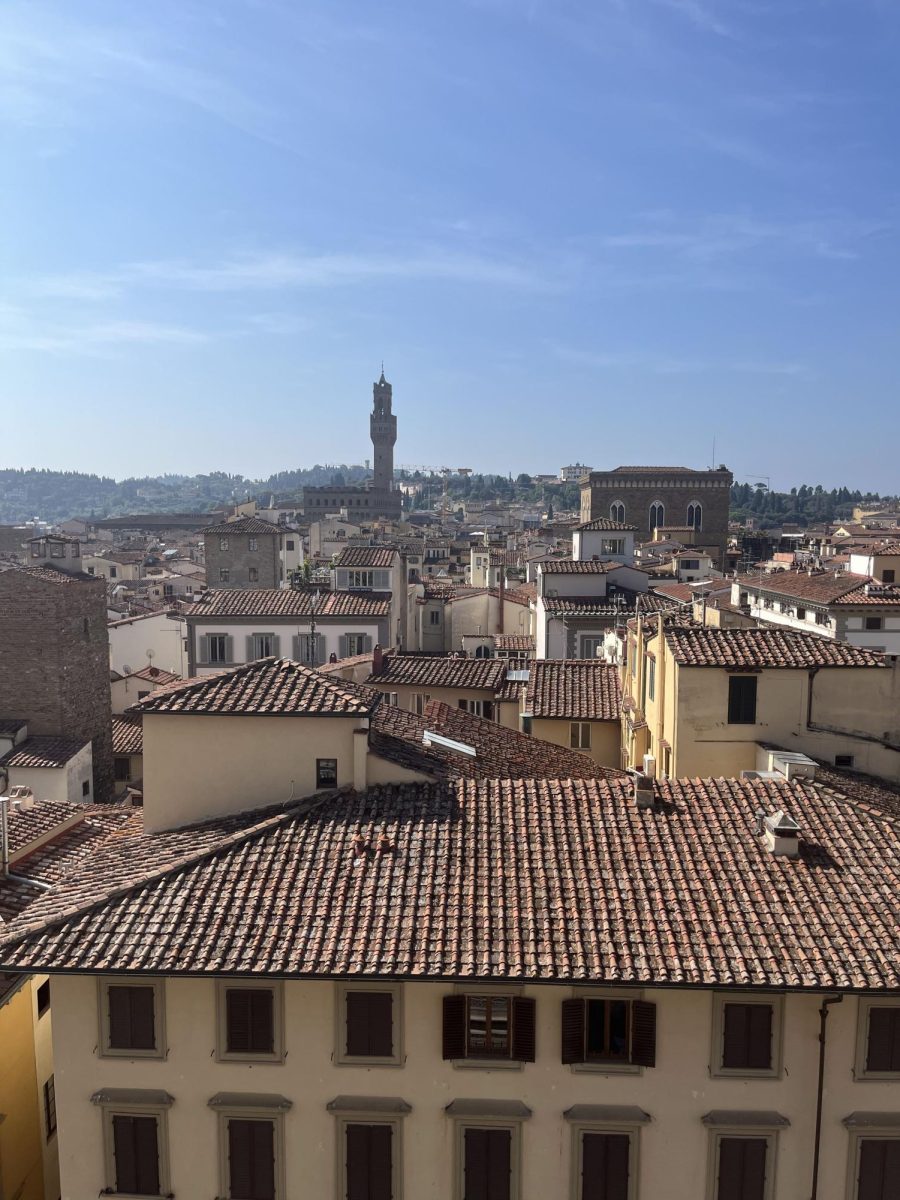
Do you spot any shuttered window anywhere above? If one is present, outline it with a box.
[722,1004,773,1071]
[112,1114,161,1196]
[857,1139,900,1200]
[561,998,656,1067]
[108,985,156,1052]
[442,994,536,1062]
[463,1127,511,1200]
[346,991,393,1059]
[226,988,275,1056]
[228,1118,276,1200]
[345,1123,393,1200]
[581,1131,630,1200]
[866,1008,900,1073]
[727,676,757,724]
[715,1136,768,1200]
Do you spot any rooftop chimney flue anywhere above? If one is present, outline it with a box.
[764,809,801,858]
[633,771,656,811]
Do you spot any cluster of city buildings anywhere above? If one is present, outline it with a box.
[1,375,900,1199]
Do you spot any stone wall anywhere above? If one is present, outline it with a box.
[0,568,114,801]
[203,531,281,589]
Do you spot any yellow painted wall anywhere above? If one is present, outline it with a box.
[529,717,621,768]
[0,977,45,1200]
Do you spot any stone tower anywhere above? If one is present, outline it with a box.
[370,371,397,494]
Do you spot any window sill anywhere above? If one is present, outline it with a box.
[570,1061,642,1076]
[452,1058,524,1072]
[335,1056,403,1068]
[98,1048,165,1061]
[852,1070,900,1082]
[214,1052,284,1066]
[710,1067,780,1080]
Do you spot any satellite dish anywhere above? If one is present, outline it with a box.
[122,664,134,675]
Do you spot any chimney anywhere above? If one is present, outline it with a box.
[763,810,801,858]
[372,644,384,676]
[633,771,656,810]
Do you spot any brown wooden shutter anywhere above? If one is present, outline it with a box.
[464,1128,511,1200]
[346,1124,393,1200]
[858,1138,900,1200]
[229,1118,275,1200]
[108,986,131,1049]
[561,998,587,1064]
[723,1003,772,1070]
[346,991,393,1058]
[226,988,274,1054]
[113,1114,159,1196]
[716,1137,767,1200]
[442,994,468,1060]
[250,989,275,1054]
[630,1000,657,1067]
[226,989,252,1052]
[866,1007,900,1072]
[511,996,536,1062]
[581,1132,630,1200]
[130,986,156,1051]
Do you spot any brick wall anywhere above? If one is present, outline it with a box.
[0,569,114,801]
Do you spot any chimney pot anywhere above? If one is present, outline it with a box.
[372,644,384,676]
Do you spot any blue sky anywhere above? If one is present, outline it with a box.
[2,0,898,490]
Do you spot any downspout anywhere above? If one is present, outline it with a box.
[806,666,820,730]
[0,795,9,875]
[810,994,842,1200]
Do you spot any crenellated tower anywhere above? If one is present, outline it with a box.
[370,370,397,493]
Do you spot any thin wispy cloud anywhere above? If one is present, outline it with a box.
[0,306,207,355]
[651,0,734,38]
[550,341,809,378]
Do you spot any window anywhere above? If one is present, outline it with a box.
[345,633,367,656]
[251,632,277,659]
[709,1135,772,1200]
[44,1075,56,1139]
[317,758,338,789]
[610,503,625,524]
[211,1097,290,1200]
[458,699,494,720]
[442,993,535,1062]
[569,1118,645,1200]
[286,540,295,551]
[337,984,402,1065]
[249,567,259,583]
[883,569,895,584]
[687,502,703,531]
[711,994,781,1077]
[109,565,118,579]
[220,537,229,551]
[94,1094,173,1199]
[412,693,430,715]
[37,979,50,1016]
[115,756,132,782]
[647,659,656,702]
[430,610,441,626]
[82,778,91,797]
[581,636,602,660]
[570,722,591,750]
[796,607,807,620]
[816,612,830,626]
[727,676,757,725]
[865,616,884,631]
[217,982,283,1062]
[100,981,165,1057]
[649,502,665,531]
[248,537,258,552]
[463,1127,512,1200]
[561,995,656,1069]
[348,569,375,589]
[294,633,324,665]
[835,754,855,768]
[856,999,900,1077]
[343,1124,395,1200]
[849,1136,900,1200]
[220,568,231,582]
[208,633,228,664]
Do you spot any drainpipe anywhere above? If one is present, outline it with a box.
[806,666,820,730]
[0,795,9,875]
[810,994,842,1200]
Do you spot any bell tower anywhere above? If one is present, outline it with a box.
[370,369,397,493]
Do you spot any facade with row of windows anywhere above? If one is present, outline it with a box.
[42,975,900,1199]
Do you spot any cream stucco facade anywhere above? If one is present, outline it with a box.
[45,972,900,1200]
[528,716,621,768]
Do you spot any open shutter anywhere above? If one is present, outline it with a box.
[108,986,132,1049]
[561,998,587,1064]
[314,632,326,665]
[271,634,281,658]
[362,634,373,653]
[225,635,234,663]
[339,634,350,659]
[292,634,303,661]
[630,1000,657,1067]
[443,994,467,1060]
[197,634,209,665]
[245,634,255,661]
[512,996,536,1062]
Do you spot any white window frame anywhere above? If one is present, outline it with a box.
[219,568,230,582]
[345,633,367,656]
[219,537,229,551]
[215,980,285,1064]
[580,636,602,660]
[568,1117,643,1200]
[215,1102,287,1200]
[207,633,228,664]
[97,977,167,1060]
[854,998,900,1080]
[570,722,591,750]
[705,1125,780,1200]
[333,1109,407,1200]
[412,693,430,715]
[334,982,404,1067]
[709,992,783,1079]
[248,537,258,552]
[252,632,276,659]
[98,1096,172,1198]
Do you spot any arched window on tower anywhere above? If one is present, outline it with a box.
[610,502,625,524]
[687,502,702,531]
[649,502,665,532]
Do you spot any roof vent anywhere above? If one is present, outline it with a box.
[633,771,656,811]
[9,785,35,810]
[764,809,801,858]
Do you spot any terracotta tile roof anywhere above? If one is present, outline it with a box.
[575,518,637,532]
[189,588,391,620]
[366,655,508,692]
[202,516,282,536]
[334,547,397,568]
[808,763,900,823]
[740,570,866,605]
[834,584,900,607]
[126,665,181,686]
[3,801,84,856]
[0,736,88,769]
[526,660,622,721]
[0,564,98,586]
[493,635,535,651]
[5,774,900,990]
[369,700,619,782]
[610,465,707,474]
[651,582,694,603]
[541,560,624,575]
[665,626,886,669]
[108,609,181,628]
[133,658,377,717]
[0,720,28,737]
[111,716,143,756]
